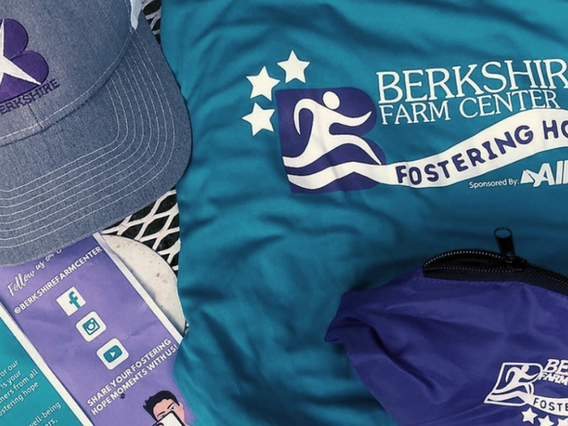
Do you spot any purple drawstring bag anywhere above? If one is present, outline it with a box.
[326,228,568,426]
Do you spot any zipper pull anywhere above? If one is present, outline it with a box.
[494,227,525,270]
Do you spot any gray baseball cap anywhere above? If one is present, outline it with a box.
[0,0,192,265]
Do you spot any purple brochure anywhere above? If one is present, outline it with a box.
[0,234,196,426]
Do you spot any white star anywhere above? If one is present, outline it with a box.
[242,103,274,136]
[558,418,568,426]
[0,20,41,87]
[538,415,554,426]
[246,66,279,101]
[522,408,538,424]
[277,50,310,83]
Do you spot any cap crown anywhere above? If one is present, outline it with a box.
[0,0,136,145]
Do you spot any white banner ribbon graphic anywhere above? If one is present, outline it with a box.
[286,109,568,190]
[487,389,568,416]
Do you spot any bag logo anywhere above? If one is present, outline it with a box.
[486,360,568,425]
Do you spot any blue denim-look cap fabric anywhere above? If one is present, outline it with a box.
[0,0,191,265]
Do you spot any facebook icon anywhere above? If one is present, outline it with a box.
[68,291,81,309]
[56,286,86,316]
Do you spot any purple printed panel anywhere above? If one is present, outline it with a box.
[0,235,196,426]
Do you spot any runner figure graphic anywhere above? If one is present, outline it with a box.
[485,363,542,406]
[283,90,383,169]
[496,364,539,396]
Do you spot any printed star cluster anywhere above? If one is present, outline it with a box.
[242,50,310,136]
[522,408,568,426]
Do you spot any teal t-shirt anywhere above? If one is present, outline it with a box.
[161,1,568,424]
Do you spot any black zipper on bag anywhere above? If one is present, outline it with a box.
[422,227,568,296]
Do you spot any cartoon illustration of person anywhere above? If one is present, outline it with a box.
[283,90,382,169]
[144,390,195,426]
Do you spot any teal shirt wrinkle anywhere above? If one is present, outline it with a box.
[161,1,568,424]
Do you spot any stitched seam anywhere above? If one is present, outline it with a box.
[0,31,179,246]
[0,36,151,221]
[0,20,132,144]
[0,59,144,216]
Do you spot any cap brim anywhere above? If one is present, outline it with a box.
[0,17,192,265]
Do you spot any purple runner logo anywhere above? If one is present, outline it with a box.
[0,18,49,103]
[242,50,386,193]
[276,88,386,193]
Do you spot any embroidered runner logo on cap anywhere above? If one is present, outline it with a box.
[0,19,49,103]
